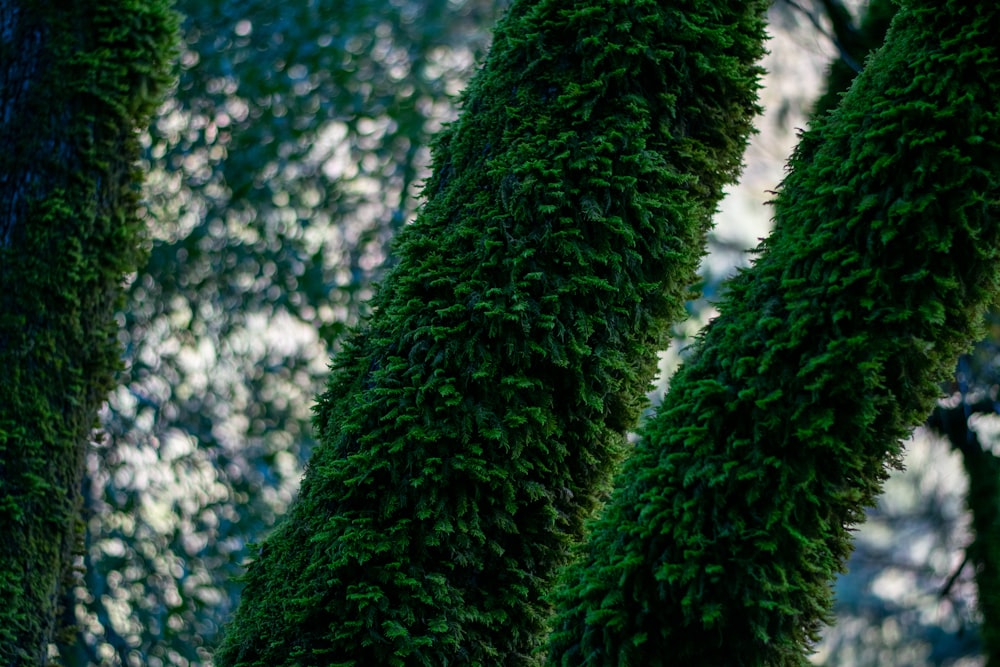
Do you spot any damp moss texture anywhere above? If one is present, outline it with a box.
[0,1,176,663]
[216,0,768,664]
[546,1,1000,665]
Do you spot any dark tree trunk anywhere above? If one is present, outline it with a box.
[929,347,1000,665]
[0,1,175,662]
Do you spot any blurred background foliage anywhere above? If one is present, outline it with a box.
[80,0,505,663]
[71,0,994,664]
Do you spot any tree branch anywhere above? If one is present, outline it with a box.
[781,0,862,74]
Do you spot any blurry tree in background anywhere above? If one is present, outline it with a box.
[79,1,504,664]
[928,325,1000,666]
[0,0,177,664]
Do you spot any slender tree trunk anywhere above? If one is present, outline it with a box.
[547,1,1000,664]
[957,436,1000,666]
[809,0,897,120]
[0,1,175,662]
[217,0,768,664]
[929,350,1000,665]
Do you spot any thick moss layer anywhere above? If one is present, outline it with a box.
[0,1,176,663]
[216,0,767,664]
[547,2,1000,665]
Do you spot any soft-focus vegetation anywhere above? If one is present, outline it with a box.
[82,1,505,663]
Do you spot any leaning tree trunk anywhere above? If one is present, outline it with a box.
[813,1,1000,660]
[547,1,1000,665]
[216,0,768,664]
[0,1,175,663]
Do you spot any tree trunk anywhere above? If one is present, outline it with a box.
[816,1,1000,660]
[216,0,768,664]
[547,1,1000,664]
[959,435,1000,666]
[0,0,175,662]
[809,0,897,121]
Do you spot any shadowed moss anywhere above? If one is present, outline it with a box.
[216,0,767,664]
[0,1,177,663]
[546,1,1000,665]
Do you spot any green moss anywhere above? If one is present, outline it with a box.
[216,0,767,664]
[546,2,1000,664]
[0,1,177,663]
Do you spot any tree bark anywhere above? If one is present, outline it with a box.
[0,2,44,247]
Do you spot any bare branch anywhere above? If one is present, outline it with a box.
[780,0,863,74]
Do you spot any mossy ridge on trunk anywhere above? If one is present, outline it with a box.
[547,2,1000,665]
[216,0,768,664]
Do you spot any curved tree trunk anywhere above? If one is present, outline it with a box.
[817,1,1000,660]
[0,1,175,662]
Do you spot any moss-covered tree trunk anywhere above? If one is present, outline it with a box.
[815,1,1000,660]
[547,1,1000,664]
[0,1,176,663]
[217,0,767,664]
